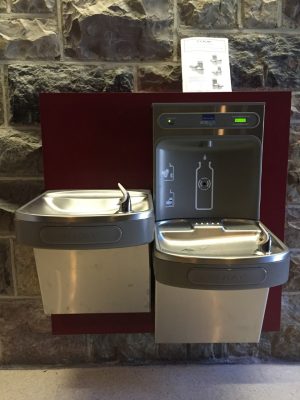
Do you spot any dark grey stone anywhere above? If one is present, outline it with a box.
[0,0,6,12]
[188,343,227,361]
[0,239,13,296]
[229,34,300,89]
[283,0,300,27]
[288,125,300,168]
[0,179,44,210]
[288,124,300,204]
[285,205,300,249]
[0,298,90,364]
[283,251,300,291]
[288,178,300,204]
[0,74,3,126]
[137,65,182,92]
[11,0,56,13]
[243,0,278,28]
[226,335,273,361]
[179,0,238,29]
[157,343,188,361]
[0,19,59,60]
[292,92,300,107]
[8,64,133,125]
[190,336,272,362]
[270,294,300,360]
[14,243,40,296]
[291,93,300,123]
[90,333,157,363]
[63,0,173,60]
[287,127,300,204]
[0,128,42,176]
[90,333,188,363]
[289,124,300,149]
[0,179,44,234]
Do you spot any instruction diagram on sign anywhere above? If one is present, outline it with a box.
[195,155,214,210]
[161,163,175,181]
[181,37,232,93]
[165,189,175,208]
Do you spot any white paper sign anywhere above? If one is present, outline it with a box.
[181,37,232,92]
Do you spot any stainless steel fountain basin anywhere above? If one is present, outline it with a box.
[15,190,154,249]
[154,219,289,290]
[16,190,152,221]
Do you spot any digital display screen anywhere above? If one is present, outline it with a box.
[234,117,247,123]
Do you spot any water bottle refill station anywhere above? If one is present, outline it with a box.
[15,92,291,340]
[153,102,289,343]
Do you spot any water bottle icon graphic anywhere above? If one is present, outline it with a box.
[195,156,214,210]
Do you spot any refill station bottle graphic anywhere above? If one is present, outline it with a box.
[195,155,214,210]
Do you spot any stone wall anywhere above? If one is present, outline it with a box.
[0,0,300,365]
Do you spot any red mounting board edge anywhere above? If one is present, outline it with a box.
[40,91,291,335]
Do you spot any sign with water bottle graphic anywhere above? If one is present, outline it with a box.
[195,155,214,210]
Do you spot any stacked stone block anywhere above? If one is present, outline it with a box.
[0,0,300,364]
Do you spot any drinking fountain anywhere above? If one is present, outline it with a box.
[153,102,290,343]
[15,185,154,315]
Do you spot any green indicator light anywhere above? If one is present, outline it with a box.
[167,118,175,125]
[234,117,247,123]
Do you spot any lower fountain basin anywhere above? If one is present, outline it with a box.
[154,219,289,290]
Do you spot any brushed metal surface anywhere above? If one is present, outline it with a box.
[15,189,153,223]
[155,281,269,343]
[34,245,151,315]
[155,219,288,264]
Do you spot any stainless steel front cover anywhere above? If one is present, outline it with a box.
[34,245,151,314]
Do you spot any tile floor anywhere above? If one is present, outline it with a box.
[1,363,300,400]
